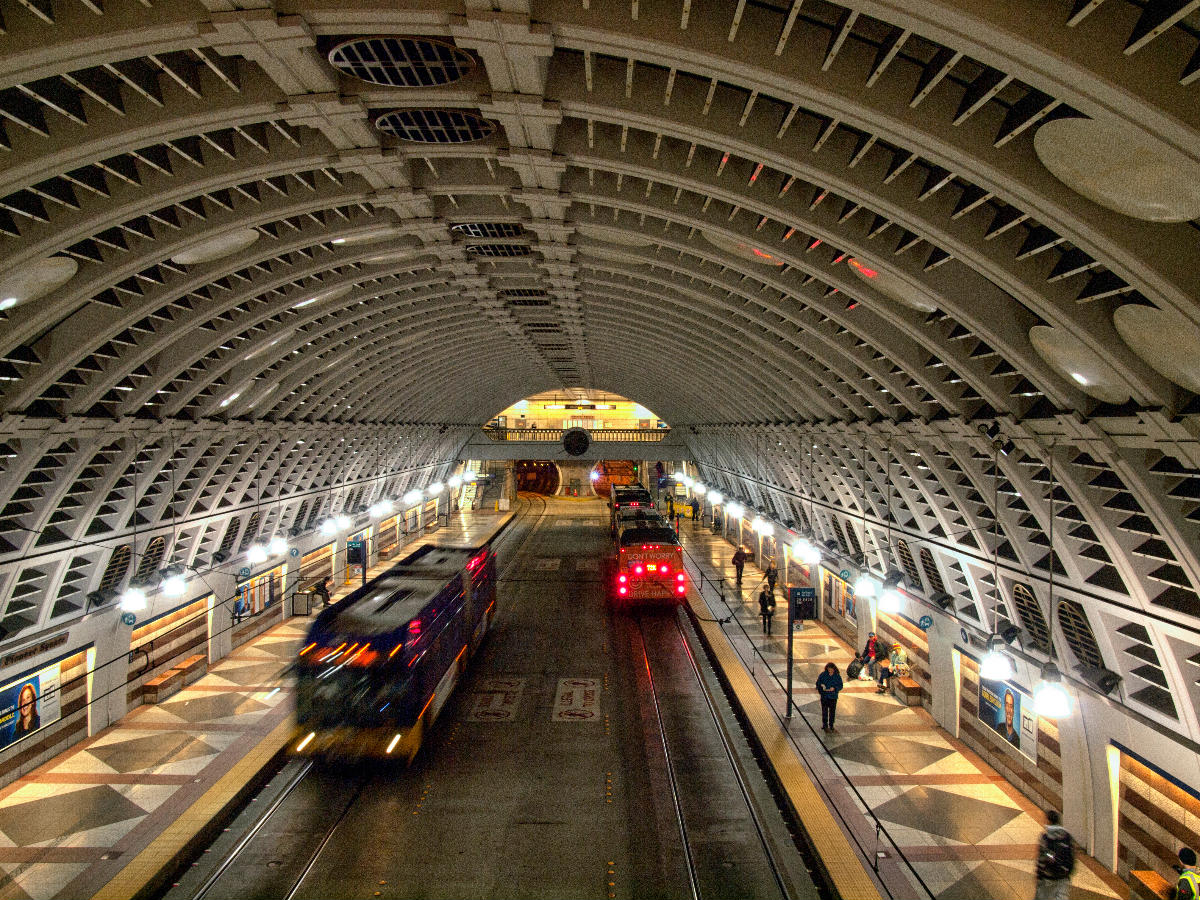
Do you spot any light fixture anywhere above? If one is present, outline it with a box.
[726,502,744,518]
[335,515,351,530]
[268,536,288,556]
[320,518,338,535]
[693,484,707,496]
[0,298,17,311]
[463,471,478,482]
[332,238,347,245]
[119,586,148,612]
[798,540,821,566]
[750,516,764,532]
[980,633,1016,681]
[854,575,877,598]
[758,521,775,537]
[879,586,901,613]
[427,482,445,495]
[403,490,421,505]
[1070,372,1088,385]
[673,470,686,480]
[247,543,268,564]
[447,475,462,489]
[162,573,187,597]
[589,470,600,482]
[369,499,393,517]
[708,491,722,504]
[1033,662,1071,718]
[219,392,240,408]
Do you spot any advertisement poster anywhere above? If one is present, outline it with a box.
[978,675,1038,762]
[0,662,61,752]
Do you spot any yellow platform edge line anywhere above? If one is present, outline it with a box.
[688,597,884,900]
[91,715,296,900]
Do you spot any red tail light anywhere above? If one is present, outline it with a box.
[635,565,644,574]
[676,573,685,582]
[676,585,687,594]
[618,574,627,584]
[618,587,628,595]
[408,620,422,635]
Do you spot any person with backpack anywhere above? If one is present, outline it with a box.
[1035,809,1075,900]
[846,653,865,681]
[758,586,775,636]
[1174,847,1199,900]
[732,546,747,586]
[816,662,843,732]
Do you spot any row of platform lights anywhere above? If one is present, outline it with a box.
[673,470,1070,720]
[115,472,482,615]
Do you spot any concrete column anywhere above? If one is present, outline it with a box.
[92,622,134,734]
[928,615,959,732]
[207,571,239,663]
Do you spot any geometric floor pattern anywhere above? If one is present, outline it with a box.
[679,520,1128,900]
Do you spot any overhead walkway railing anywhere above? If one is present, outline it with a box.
[481,427,670,442]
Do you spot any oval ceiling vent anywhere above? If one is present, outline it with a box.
[374,109,495,143]
[328,37,475,88]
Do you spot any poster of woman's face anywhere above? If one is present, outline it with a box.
[0,663,61,751]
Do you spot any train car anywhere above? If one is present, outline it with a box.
[609,484,655,532]
[612,523,686,607]
[292,541,497,761]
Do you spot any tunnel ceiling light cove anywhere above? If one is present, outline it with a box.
[0,0,1199,743]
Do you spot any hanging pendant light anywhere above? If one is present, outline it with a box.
[879,585,902,613]
[980,633,1015,681]
[1034,661,1071,718]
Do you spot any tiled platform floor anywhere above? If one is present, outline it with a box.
[0,622,303,900]
[679,518,1130,900]
[0,511,511,900]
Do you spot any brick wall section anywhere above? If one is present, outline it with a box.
[959,656,1063,812]
[0,651,89,786]
[125,600,207,707]
[1117,753,1200,884]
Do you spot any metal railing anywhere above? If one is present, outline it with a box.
[480,427,670,442]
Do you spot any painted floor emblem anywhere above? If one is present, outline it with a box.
[467,677,525,722]
[552,677,600,721]
[534,558,561,570]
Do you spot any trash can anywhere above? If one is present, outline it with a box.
[294,587,316,616]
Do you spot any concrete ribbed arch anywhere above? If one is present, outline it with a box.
[0,0,1197,744]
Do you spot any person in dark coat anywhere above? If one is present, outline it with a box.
[314,577,332,608]
[732,546,747,586]
[765,560,778,595]
[816,663,843,731]
[758,587,775,635]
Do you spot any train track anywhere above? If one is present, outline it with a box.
[168,495,551,900]
[633,611,795,900]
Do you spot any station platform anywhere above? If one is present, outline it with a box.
[677,518,1131,900]
[0,510,511,900]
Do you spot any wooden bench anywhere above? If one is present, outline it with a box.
[377,543,398,560]
[174,653,207,686]
[893,675,922,706]
[1130,869,1172,900]
[143,669,184,704]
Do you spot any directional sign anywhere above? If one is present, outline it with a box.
[238,567,251,579]
[918,615,933,630]
[789,586,816,619]
[120,612,137,627]
[839,569,852,581]
[290,548,300,558]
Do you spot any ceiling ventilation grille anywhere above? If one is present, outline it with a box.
[374,109,495,143]
[452,223,525,238]
[328,37,475,87]
[467,244,532,258]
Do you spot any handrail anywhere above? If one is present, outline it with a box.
[480,427,670,442]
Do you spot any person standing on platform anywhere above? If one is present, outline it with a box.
[758,586,775,635]
[765,560,778,596]
[690,497,700,522]
[1034,809,1075,900]
[666,494,675,518]
[816,662,843,732]
[732,546,747,586]
[1174,847,1199,900]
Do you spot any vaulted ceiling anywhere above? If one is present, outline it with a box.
[2,0,1200,734]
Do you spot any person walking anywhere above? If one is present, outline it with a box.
[765,560,778,595]
[1034,809,1075,900]
[1174,847,1199,900]
[816,662,843,732]
[758,586,775,635]
[732,546,747,586]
